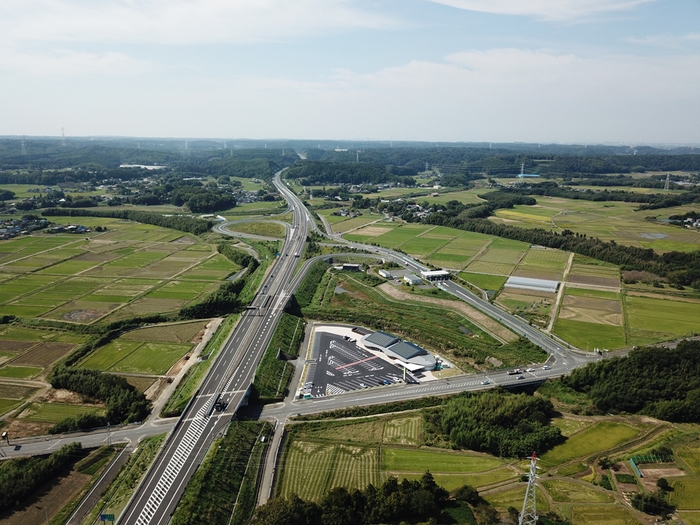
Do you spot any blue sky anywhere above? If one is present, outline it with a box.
[1,0,699,144]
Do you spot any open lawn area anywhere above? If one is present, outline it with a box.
[227,221,286,238]
[458,272,508,291]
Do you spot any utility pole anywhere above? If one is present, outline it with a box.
[519,452,539,525]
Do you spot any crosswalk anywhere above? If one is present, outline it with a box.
[135,402,211,525]
[135,362,245,524]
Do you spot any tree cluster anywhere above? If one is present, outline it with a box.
[0,442,82,512]
[424,390,561,457]
[49,367,150,429]
[287,160,416,186]
[562,340,700,422]
[250,472,449,525]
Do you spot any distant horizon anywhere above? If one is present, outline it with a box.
[1,1,699,143]
[1,135,698,149]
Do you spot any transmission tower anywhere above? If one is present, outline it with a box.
[61,128,66,147]
[21,136,27,155]
[664,173,670,191]
[519,452,539,525]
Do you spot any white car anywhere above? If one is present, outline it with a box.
[542,365,551,370]
[481,380,490,385]
[525,368,535,372]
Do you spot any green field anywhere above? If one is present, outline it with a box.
[18,402,105,423]
[0,225,232,322]
[0,365,43,379]
[228,221,286,238]
[626,295,700,345]
[382,448,505,473]
[540,480,615,503]
[484,485,549,513]
[493,197,700,252]
[670,479,700,510]
[0,398,22,414]
[458,272,508,291]
[399,468,516,491]
[552,319,626,350]
[80,339,191,375]
[540,422,639,466]
[570,506,639,525]
[109,342,191,375]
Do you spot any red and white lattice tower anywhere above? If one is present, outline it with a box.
[519,452,539,525]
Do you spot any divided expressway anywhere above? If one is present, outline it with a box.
[2,170,599,524]
[118,174,310,525]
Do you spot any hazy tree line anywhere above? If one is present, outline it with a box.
[0,442,82,513]
[562,340,700,423]
[424,390,561,457]
[42,208,213,235]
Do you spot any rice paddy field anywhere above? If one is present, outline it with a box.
[16,401,105,423]
[0,221,238,324]
[277,404,700,523]
[492,196,700,253]
[78,320,206,376]
[539,422,640,467]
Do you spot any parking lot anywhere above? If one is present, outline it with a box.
[304,331,408,398]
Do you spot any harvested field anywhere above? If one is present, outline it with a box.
[121,320,208,343]
[540,480,614,503]
[0,340,36,352]
[557,295,623,326]
[382,448,504,474]
[12,342,75,366]
[540,422,639,466]
[341,225,392,237]
[0,382,40,399]
[383,416,421,446]
[326,445,379,494]
[124,376,157,393]
[378,283,518,342]
[567,274,620,288]
[1,470,91,525]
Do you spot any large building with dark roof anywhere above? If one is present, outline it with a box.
[361,331,436,372]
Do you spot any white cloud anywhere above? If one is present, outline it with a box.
[0,0,399,46]
[426,0,656,21]
[627,32,700,47]
[0,44,152,76]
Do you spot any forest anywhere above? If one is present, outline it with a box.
[286,160,417,186]
[561,340,700,422]
[424,390,561,457]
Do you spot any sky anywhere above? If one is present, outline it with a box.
[1,0,699,144]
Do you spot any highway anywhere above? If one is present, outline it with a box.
[118,171,310,525]
[1,170,601,522]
